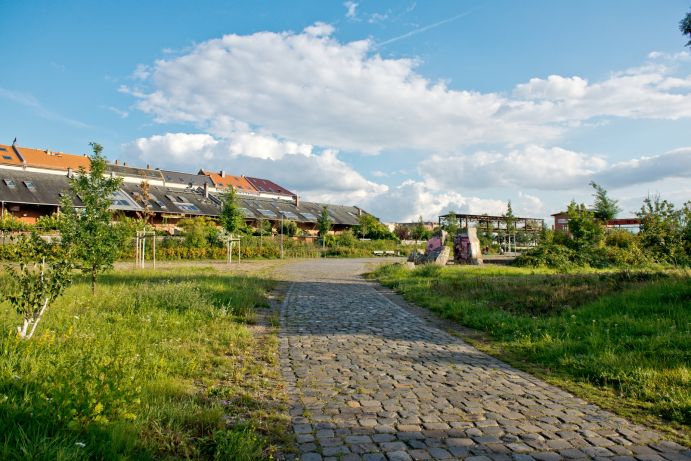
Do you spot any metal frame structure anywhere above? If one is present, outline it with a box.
[223,235,242,264]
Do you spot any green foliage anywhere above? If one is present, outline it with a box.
[566,201,603,249]
[590,181,621,221]
[411,216,430,241]
[2,233,73,338]
[515,244,577,270]
[373,264,691,431]
[317,206,332,238]
[0,214,29,232]
[441,211,460,237]
[0,268,285,459]
[393,224,411,240]
[59,142,125,294]
[335,229,357,247]
[34,213,63,231]
[356,214,397,240]
[503,201,516,233]
[219,188,244,235]
[278,219,297,236]
[179,216,221,249]
[681,9,691,47]
[637,195,687,265]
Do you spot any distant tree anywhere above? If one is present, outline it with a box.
[219,187,244,235]
[393,224,411,240]
[357,214,395,240]
[636,195,686,264]
[59,142,124,294]
[504,201,516,234]
[411,216,429,242]
[317,206,332,247]
[279,219,298,237]
[566,200,603,249]
[442,211,460,237]
[3,233,73,339]
[681,10,691,47]
[590,181,621,221]
[135,180,156,226]
[179,216,219,248]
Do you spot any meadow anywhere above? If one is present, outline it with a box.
[371,263,691,444]
[0,268,288,460]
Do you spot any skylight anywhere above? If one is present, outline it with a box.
[258,209,277,217]
[281,211,299,219]
[23,180,37,192]
[3,179,17,189]
[300,212,318,221]
[177,203,200,212]
[2,155,11,160]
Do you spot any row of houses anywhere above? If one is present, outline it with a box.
[0,141,368,234]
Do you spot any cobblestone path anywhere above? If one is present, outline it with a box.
[277,259,690,461]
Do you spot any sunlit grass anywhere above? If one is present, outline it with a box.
[0,267,288,460]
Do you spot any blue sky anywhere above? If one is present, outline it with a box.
[1,0,690,222]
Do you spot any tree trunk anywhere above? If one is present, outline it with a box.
[91,267,97,295]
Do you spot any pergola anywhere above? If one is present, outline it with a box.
[437,213,544,234]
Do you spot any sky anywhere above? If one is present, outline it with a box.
[1,0,690,223]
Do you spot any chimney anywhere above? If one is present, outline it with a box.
[203,182,209,198]
[355,206,362,216]
[220,170,226,178]
[115,159,119,165]
[123,162,128,166]
[293,195,300,207]
[67,167,72,178]
[146,164,151,170]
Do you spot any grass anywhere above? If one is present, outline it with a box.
[371,263,691,444]
[0,267,290,460]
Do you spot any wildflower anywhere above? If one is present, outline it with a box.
[75,442,86,448]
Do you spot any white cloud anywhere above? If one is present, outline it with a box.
[362,180,507,222]
[419,146,691,192]
[344,1,358,19]
[420,146,607,190]
[122,132,386,204]
[124,26,691,157]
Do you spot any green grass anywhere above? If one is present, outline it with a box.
[371,263,691,443]
[0,268,289,460]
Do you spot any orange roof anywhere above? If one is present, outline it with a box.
[15,145,91,171]
[0,144,25,167]
[200,170,257,192]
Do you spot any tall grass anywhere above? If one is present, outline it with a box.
[0,268,287,460]
[372,264,691,440]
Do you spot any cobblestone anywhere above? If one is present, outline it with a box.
[277,259,690,460]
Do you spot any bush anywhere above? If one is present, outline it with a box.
[514,244,577,270]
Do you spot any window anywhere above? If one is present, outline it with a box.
[148,194,166,209]
[280,211,299,220]
[2,155,11,160]
[257,209,277,218]
[112,199,130,206]
[23,181,37,192]
[3,179,17,189]
[300,212,318,221]
[238,207,254,217]
[177,203,200,212]
[0,147,6,151]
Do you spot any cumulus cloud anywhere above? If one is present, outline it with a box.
[122,132,386,204]
[123,26,691,156]
[362,180,507,222]
[419,146,691,192]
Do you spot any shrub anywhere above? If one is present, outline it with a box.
[514,244,577,270]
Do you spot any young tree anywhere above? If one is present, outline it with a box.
[411,216,429,242]
[504,201,516,234]
[590,181,621,222]
[4,232,73,339]
[136,180,155,226]
[566,200,603,249]
[220,186,244,236]
[681,9,691,47]
[442,211,460,237]
[636,194,685,264]
[60,142,124,294]
[317,206,332,247]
